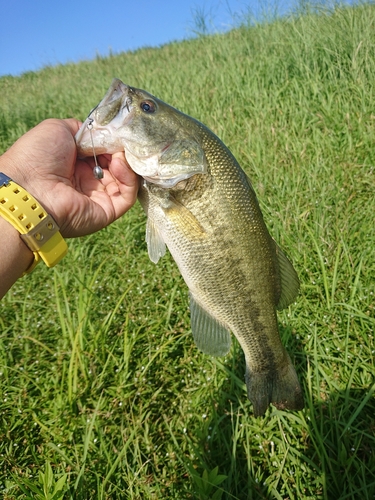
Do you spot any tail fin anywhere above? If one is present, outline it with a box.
[245,355,304,417]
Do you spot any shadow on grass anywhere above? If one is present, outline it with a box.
[181,326,375,500]
[303,385,375,500]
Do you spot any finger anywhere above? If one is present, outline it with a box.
[103,156,140,218]
[110,155,140,191]
[62,118,83,136]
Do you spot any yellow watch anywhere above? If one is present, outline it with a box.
[0,173,68,274]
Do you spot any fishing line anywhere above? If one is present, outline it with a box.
[87,117,104,179]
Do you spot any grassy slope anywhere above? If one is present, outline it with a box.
[1,3,375,499]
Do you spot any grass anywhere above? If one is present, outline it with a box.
[1,1,375,498]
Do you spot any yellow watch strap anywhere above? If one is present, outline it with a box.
[0,173,68,272]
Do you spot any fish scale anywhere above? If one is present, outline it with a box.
[75,78,304,416]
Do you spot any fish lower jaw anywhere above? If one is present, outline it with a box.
[142,172,199,189]
[143,176,180,188]
[76,144,115,157]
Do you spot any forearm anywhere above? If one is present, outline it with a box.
[0,216,34,299]
[0,118,139,300]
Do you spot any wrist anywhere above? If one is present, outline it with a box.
[0,152,61,229]
[0,216,34,298]
[0,172,68,273]
[0,152,40,202]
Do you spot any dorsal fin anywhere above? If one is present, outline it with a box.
[274,244,300,310]
[189,293,231,357]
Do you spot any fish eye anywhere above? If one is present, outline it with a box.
[140,100,156,113]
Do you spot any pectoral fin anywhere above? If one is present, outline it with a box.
[143,187,206,264]
[166,199,206,239]
[189,293,231,357]
[274,244,300,310]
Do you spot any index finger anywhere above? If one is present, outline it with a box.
[63,118,83,137]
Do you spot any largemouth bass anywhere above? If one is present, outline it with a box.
[75,78,304,416]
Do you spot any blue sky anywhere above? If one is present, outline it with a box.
[1,0,295,77]
[1,0,358,78]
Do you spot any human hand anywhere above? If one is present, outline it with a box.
[0,118,139,238]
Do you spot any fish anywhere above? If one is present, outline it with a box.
[75,78,304,416]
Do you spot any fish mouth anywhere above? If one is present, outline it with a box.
[75,78,207,189]
[75,78,131,155]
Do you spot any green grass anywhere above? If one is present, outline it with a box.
[1,2,375,498]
